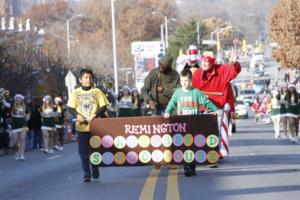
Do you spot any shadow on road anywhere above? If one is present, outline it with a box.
[230,138,296,146]
[216,184,300,196]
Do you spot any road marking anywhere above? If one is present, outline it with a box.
[46,155,62,160]
[139,167,161,200]
[166,168,180,200]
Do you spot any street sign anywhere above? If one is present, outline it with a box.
[65,70,77,98]
[202,40,217,45]
[131,41,165,56]
[131,41,165,91]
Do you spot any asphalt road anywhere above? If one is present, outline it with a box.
[1,114,300,200]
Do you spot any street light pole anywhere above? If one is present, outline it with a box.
[111,0,119,95]
[210,28,222,42]
[66,14,82,61]
[160,24,164,44]
[211,26,233,59]
[66,20,70,60]
[197,22,200,47]
[216,30,222,59]
[164,17,177,50]
[164,16,168,49]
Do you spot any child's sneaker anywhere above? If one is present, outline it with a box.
[184,165,192,177]
[92,168,100,179]
[83,175,91,182]
[19,155,25,161]
[191,168,196,176]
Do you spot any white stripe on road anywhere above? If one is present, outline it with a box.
[46,155,62,160]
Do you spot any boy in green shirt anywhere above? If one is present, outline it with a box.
[164,69,218,177]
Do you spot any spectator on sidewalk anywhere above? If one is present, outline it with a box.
[132,88,143,116]
[118,85,134,117]
[0,89,11,150]
[29,99,43,150]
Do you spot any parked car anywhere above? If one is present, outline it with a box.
[237,89,256,105]
[235,100,249,119]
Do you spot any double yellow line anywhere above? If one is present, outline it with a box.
[139,167,180,200]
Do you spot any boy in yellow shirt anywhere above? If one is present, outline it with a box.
[68,69,109,182]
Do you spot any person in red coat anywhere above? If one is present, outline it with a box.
[192,51,241,109]
[192,51,241,158]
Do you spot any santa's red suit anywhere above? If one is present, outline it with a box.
[192,54,241,157]
[192,63,241,108]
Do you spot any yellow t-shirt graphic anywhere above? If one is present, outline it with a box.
[68,87,109,132]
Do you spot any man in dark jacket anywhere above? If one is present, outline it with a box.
[0,94,10,149]
[141,55,180,115]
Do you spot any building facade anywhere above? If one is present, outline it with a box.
[0,0,20,17]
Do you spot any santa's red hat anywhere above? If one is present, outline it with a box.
[187,45,199,64]
[201,51,215,64]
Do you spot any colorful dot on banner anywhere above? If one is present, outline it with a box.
[194,134,206,148]
[114,136,126,149]
[183,134,194,147]
[126,135,138,148]
[102,152,114,165]
[172,133,183,147]
[102,135,114,148]
[89,135,101,149]
[151,150,164,163]
[173,149,184,163]
[150,135,162,148]
[162,134,172,147]
[138,135,150,148]
[195,150,207,163]
[114,152,126,165]
[126,151,138,165]
[206,135,219,148]
[90,152,102,165]
[163,150,173,163]
[207,150,219,164]
[184,150,195,163]
[139,150,151,164]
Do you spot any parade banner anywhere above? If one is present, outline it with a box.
[89,115,219,167]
